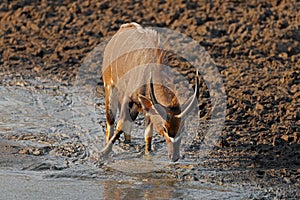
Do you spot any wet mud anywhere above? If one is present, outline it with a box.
[0,0,299,199]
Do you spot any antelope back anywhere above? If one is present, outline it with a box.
[103,23,161,87]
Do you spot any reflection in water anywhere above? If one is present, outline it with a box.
[100,174,251,200]
[102,178,181,200]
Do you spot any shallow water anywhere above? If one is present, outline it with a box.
[0,84,258,199]
[0,168,254,200]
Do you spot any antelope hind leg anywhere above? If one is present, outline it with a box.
[97,129,123,162]
[124,102,139,143]
[105,86,118,144]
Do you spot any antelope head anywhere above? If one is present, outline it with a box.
[138,72,198,162]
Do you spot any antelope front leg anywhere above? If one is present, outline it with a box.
[144,116,153,154]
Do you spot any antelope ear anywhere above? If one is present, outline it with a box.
[138,95,153,112]
[138,95,168,120]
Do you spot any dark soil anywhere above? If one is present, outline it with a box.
[0,0,299,198]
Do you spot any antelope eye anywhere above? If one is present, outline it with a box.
[162,125,168,134]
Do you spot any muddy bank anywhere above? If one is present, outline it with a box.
[0,0,299,199]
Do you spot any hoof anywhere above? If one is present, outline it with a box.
[91,143,113,165]
[144,147,152,155]
[124,133,131,144]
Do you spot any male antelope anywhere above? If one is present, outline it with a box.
[101,22,198,162]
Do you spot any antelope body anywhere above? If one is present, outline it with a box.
[101,22,197,162]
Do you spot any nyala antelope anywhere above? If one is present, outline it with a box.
[101,22,198,162]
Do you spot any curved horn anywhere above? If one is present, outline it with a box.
[175,70,199,119]
[150,73,168,120]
